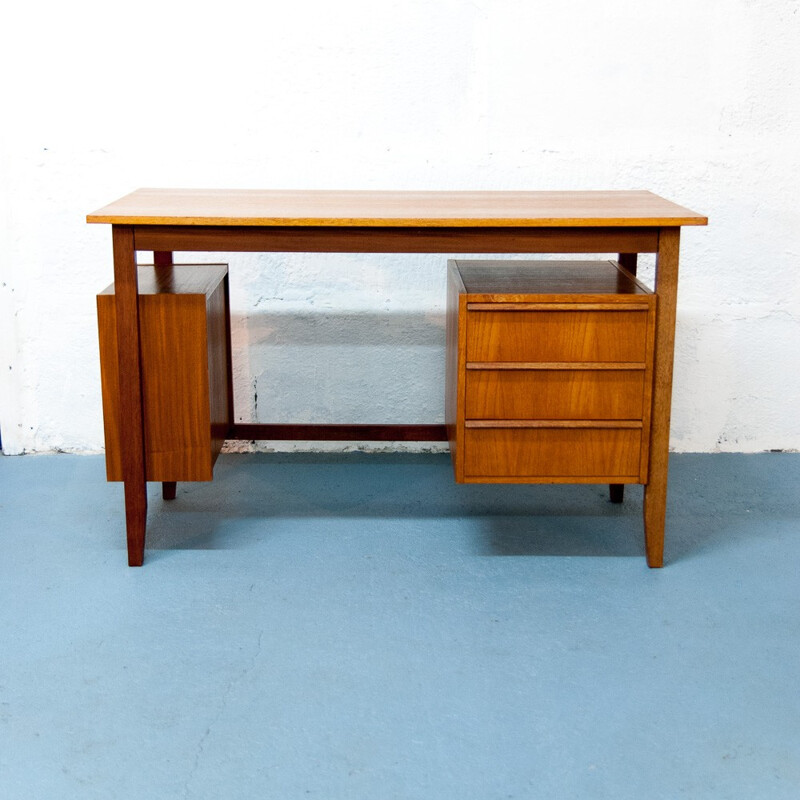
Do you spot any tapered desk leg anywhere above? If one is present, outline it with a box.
[611,254,637,510]
[154,250,177,504]
[113,226,148,566]
[618,252,638,276]
[644,228,680,567]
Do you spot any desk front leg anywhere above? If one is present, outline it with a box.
[644,227,680,567]
[113,225,148,566]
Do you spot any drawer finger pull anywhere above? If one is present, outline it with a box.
[466,361,647,370]
[465,420,643,429]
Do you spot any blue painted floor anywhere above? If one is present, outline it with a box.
[1,452,798,799]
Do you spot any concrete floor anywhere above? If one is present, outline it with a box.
[1,452,798,799]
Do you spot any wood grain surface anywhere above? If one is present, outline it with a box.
[465,369,647,420]
[463,427,643,480]
[87,189,708,228]
[466,308,652,363]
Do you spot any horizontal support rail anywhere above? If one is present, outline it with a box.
[229,423,448,442]
[133,225,660,254]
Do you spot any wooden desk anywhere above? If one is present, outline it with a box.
[87,189,707,567]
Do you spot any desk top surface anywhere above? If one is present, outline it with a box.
[87,189,707,228]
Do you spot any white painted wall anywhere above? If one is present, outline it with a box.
[1,0,798,455]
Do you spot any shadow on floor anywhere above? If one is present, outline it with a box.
[139,452,800,564]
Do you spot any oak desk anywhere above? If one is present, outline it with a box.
[87,189,707,567]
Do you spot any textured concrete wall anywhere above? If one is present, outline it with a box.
[1,0,798,455]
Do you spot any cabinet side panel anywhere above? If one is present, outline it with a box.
[206,272,231,467]
[97,295,123,481]
[638,297,658,480]
[445,263,461,478]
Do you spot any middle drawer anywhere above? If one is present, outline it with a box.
[465,368,646,420]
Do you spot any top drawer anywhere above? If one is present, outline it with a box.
[466,308,650,363]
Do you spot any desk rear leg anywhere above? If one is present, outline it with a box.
[154,252,179,505]
[608,254,637,508]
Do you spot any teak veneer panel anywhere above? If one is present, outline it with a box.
[98,265,230,482]
[453,259,653,295]
[467,308,651,363]
[87,189,708,228]
[131,225,661,256]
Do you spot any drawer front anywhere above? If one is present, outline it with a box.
[464,427,642,479]
[465,369,646,420]
[467,309,649,363]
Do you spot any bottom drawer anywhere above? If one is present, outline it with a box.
[464,426,642,481]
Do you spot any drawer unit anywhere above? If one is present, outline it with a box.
[446,260,656,485]
[97,265,232,483]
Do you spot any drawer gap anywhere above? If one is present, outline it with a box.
[466,361,647,370]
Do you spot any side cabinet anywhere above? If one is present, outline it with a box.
[97,264,232,482]
[446,260,656,484]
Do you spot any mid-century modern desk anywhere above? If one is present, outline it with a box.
[87,189,707,567]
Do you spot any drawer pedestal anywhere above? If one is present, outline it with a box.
[447,260,656,486]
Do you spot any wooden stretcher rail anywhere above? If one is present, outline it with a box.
[229,423,449,442]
